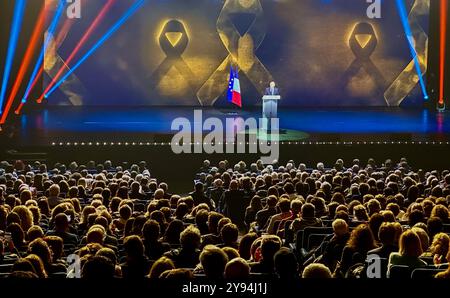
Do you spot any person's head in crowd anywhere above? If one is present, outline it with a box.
[346,224,376,253]
[6,222,25,249]
[207,212,224,235]
[160,268,194,279]
[260,235,282,264]
[368,213,385,243]
[301,203,315,219]
[164,219,184,245]
[26,225,44,242]
[123,235,145,260]
[81,255,115,278]
[12,205,33,232]
[398,229,423,257]
[429,233,450,264]
[222,247,240,260]
[239,233,258,261]
[27,238,52,268]
[200,245,229,279]
[225,258,250,279]
[142,219,160,243]
[332,219,349,238]
[302,263,332,278]
[427,217,443,239]
[87,225,106,245]
[24,254,48,278]
[180,225,201,251]
[220,223,239,247]
[148,257,175,279]
[274,248,298,279]
[431,205,449,223]
[44,236,64,261]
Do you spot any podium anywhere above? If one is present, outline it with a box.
[262,95,281,132]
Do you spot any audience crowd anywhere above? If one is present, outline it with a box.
[0,157,450,279]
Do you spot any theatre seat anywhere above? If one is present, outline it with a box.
[411,268,445,279]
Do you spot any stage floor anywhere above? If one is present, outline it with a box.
[5,107,450,146]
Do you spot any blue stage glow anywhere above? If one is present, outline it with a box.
[45,0,147,98]
[0,0,27,115]
[20,0,66,104]
[395,0,429,100]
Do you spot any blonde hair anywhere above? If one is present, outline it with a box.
[12,205,33,231]
[399,229,423,257]
[148,257,175,278]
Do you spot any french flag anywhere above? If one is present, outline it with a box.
[227,66,242,107]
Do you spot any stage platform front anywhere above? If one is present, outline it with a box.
[4,107,450,147]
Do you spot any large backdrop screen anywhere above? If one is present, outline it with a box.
[45,0,430,107]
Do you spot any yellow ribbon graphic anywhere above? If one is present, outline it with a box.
[342,22,387,94]
[384,0,429,106]
[197,0,273,106]
[150,19,197,94]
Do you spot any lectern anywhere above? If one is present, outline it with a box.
[262,95,281,132]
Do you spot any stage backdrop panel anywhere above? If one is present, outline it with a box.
[45,0,430,107]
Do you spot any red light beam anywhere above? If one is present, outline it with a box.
[38,0,116,103]
[0,5,46,124]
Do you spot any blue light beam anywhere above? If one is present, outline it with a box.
[395,0,429,100]
[46,0,147,98]
[0,0,27,114]
[20,0,66,104]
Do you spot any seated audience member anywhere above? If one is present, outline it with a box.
[198,245,229,279]
[164,225,201,268]
[302,263,332,278]
[142,219,170,261]
[435,246,450,279]
[428,232,450,265]
[274,248,299,280]
[189,183,214,209]
[387,229,427,276]
[28,238,67,274]
[120,235,152,278]
[255,196,278,231]
[266,198,292,235]
[238,233,258,261]
[160,268,194,279]
[46,213,78,246]
[201,212,224,248]
[218,223,239,249]
[82,255,115,279]
[336,224,376,277]
[148,256,176,279]
[367,222,402,259]
[222,180,247,230]
[47,185,63,209]
[290,203,323,239]
[321,219,350,272]
[225,257,251,279]
[245,196,263,229]
[250,235,282,275]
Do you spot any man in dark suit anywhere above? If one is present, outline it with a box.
[264,81,280,96]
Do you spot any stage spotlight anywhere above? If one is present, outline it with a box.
[0,0,27,115]
[395,0,429,100]
[20,0,66,107]
[38,0,116,103]
[0,5,46,123]
[45,0,147,98]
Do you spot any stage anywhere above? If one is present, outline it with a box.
[3,107,450,147]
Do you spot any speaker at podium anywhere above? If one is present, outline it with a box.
[262,82,281,132]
